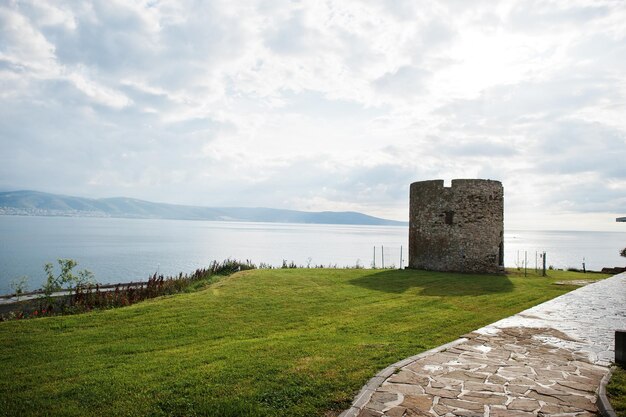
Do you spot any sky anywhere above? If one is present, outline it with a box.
[1,0,625,231]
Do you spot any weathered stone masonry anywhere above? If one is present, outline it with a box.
[409,179,504,273]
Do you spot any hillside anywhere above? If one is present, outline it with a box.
[0,190,406,226]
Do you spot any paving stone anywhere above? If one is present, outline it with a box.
[575,367,606,380]
[464,381,505,393]
[539,402,587,414]
[454,344,488,353]
[462,391,505,400]
[371,391,398,403]
[505,385,530,395]
[504,376,536,386]
[534,368,564,380]
[495,367,535,379]
[438,398,484,412]
[555,381,597,396]
[382,406,406,417]
[572,412,596,417]
[460,394,507,406]
[551,364,578,372]
[400,394,434,412]
[430,352,468,362]
[434,379,463,388]
[423,387,459,398]
[432,404,452,416]
[563,374,594,384]
[402,408,431,417]
[358,408,383,417]
[485,374,508,385]
[404,409,433,417]
[444,363,475,371]
[388,370,429,386]
[552,395,597,412]
[366,401,387,412]
[527,390,564,404]
[571,360,606,373]
[381,383,425,396]
[508,398,539,412]
[531,385,570,397]
[458,354,507,366]
[479,365,499,374]
[440,370,485,383]
[538,403,575,414]
[489,408,534,417]
[502,344,527,353]
[407,362,445,375]
[453,410,483,417]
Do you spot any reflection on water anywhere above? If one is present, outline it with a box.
[0,216,624,293]
[504,230,626,272]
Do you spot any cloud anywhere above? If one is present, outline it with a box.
[373,66,430,97]
[1,0,625,229]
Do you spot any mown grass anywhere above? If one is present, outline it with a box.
[0,268,608,417]
[608,365,626,417]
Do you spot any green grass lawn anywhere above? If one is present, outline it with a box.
[0,268,608,417]
[608,365,626,417]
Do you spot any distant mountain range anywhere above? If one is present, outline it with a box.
[0,190,407,226]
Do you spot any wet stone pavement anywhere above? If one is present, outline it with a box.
[341,273,626,417]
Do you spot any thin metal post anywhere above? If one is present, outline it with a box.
[400,245,403,269]
[542,251,547,276]
[373,246,376,269]
[381,245,384,269]
[524,251,527,277]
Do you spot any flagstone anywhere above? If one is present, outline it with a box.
[381,382,425,396]
[460,394,507,406]
[438,398,485,412]
[423,387,460,399]
[507,398,539,412]
[505,385,530,395]
[388,370,429,386]
[485,374,508,385]
[488,408,534,417]
[432,403,453,416]
[452,409,483,417]
[382,406,406,417]
[400,394,434,412]
[357,408,383,417]
[464,381,505,393]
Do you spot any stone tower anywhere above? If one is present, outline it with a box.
[408,179,504,273]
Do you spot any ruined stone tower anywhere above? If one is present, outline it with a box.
[409,179,504,273]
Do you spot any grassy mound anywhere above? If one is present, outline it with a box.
[0,268,607,416]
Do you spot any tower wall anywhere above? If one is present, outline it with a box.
[408,179,504,273]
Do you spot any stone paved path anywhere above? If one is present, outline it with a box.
[341,273,626,417]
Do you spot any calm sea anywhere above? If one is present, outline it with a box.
[0,215,625,294]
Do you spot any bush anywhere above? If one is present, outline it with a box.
[10,276,29,300]
[42,259,96,296]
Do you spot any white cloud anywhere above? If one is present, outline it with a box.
[1,0,625,229]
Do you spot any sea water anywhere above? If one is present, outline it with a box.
[0,215,624,294]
